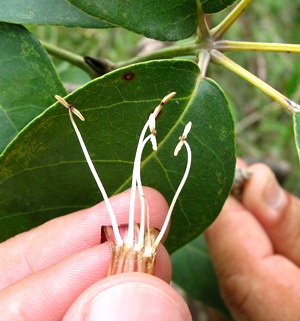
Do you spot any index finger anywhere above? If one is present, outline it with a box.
[0,187,169,289]
[205,196,300,320]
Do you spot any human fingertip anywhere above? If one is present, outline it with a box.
[63,273,191,321]
[263,170,287,214]
[243,163,288,220]
[236,158,247,168]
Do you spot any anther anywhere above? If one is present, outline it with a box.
[174,121,192,156]
[153,92,176,118]
[55,95,85,121]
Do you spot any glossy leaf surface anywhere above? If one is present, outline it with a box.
[0,0,111,28]
[67,0,196,41]
[172,235,230,316]
[67,0,238,40]
[0,60,235,252]
[0,23,66,154]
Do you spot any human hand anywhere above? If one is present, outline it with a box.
[0,187,191,321]
[205,163,300,321]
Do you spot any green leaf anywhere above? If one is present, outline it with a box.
[66,0,198,41]
[293,112,300,162]
[0,60,235,252]
[172,235,231,317]
[201,0,238,14]
[0,0,111,28]
[66,0,239,40]
[0,22,66,154]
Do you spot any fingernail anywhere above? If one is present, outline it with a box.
[264,174,287,213]
[86,280,189,321]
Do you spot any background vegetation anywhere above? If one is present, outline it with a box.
[28,0,300,195]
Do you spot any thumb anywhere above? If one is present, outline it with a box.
[242,163,300,266]
[63,272,191,321]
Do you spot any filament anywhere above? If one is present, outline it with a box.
[134,134,153,247]
[128,92,177,248]
[154,131,192,248]
[66,103,122,246]
[127,120,151,246]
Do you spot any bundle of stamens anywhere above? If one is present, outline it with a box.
[55,93,192,276]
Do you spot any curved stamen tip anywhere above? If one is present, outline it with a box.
[182,121,192,138]
[148,113,156,133]
[55,95,70,108]
[163,91,177,104]
[174,121,192,156]
[153,91,177,118]
[55,95,85,121]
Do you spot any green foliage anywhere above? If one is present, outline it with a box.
[0,23,66,153]
[0,59,235,253]
[67,0,198,41]
[209,0,300,184]
[172,235,230,317]
[0,0,111,27]
[67,0,238,41]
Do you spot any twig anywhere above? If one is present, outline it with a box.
[115,42,199,68]
[41,41,99,78]
[210,49,300,114]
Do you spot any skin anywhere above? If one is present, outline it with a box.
[1,163,300,320]
[0,187,191,321]
[206,163,300,321]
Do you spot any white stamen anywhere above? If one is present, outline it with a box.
[154,122,192,248]
[127,120,150,247]
[57,92,188,254]
[56,95,122,246]
[136,140,152,248]
[128,94,176,247]
[132,134,152,247]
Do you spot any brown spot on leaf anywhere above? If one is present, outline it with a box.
[123,72,135,81]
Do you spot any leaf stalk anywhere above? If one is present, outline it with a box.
[215,40,300,54]
[198,49,211,77]
[197,4,210,42]
[210,49,300,113]
[210,0,254,40]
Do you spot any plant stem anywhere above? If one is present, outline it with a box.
[210,0,254,40]
[197,5,210,42]
[115,42,199,68]
[41,41,98,78]
[198,49,211,77]
[215,40,300,53]
[210,49,300,113]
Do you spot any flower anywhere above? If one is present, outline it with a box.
[55,93,192,275]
